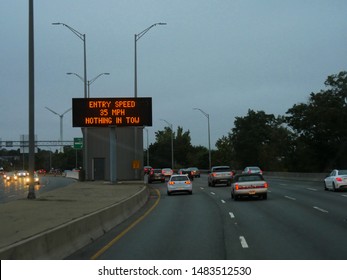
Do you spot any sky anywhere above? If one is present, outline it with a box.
[1,0,347,149]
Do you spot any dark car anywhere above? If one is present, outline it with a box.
[148,168,165,183]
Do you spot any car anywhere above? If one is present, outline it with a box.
[324,169,347,192]
[4,172,18,181]
[25,173,40,185]
[162,168,173,178]
[208,166,234,187]
[231,173,268,200]
[167,174,193,195]
[17,170,29,177]
[148,168,165,183]
[144,166,153,174]
[242,166,263,175]
[187,167,200,178]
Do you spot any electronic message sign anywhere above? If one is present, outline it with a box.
[72,97,152,127]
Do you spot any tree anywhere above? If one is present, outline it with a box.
[286,71,347,171]
[214,110,292,170]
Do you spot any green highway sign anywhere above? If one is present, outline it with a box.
[74,137,83,149]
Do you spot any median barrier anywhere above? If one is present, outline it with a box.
[263,171,326,181]
[0,184,149,260]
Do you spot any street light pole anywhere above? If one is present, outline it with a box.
[52,22,89,179]
[194,108,211,170]
[45,107,72,152]
[160,119,174,169]
[133,22,166,179]
[67,72,110,97]
[134,22,167,98]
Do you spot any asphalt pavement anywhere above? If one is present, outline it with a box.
[0,180,148,260]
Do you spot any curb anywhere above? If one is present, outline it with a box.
[0,185,149,260]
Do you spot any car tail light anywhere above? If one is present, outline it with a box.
[336,177,343,182]
[235,183,239,190]
[212,172,217,177]
[169,181,175,185]
[264,182,268,188]
[185,181,191,184]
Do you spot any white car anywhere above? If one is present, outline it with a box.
[324,169,347,192]
[242,166,263,175]
[231,174,268,200]
[167,174,193,195]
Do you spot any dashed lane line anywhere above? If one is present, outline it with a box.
[313,206,329,213]
[285,195,296,200]
[307,188,318,191]
[229,212,235,219]
[221,199,226,204]
[210,192,215,195]
[239,236,249,248]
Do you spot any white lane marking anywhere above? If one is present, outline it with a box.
[307,188,317,191]
[285,195,296,200]
[200,187,204,190]
[229,212,235,219]
[313,206,329,213]
[342,195,347,198]
[210,192,215,195]
[239,236,249,248]
[221,199,226,204]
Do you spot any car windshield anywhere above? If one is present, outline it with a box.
[153,169,161,173]
[237,175,263,182]
[171,176,189,181]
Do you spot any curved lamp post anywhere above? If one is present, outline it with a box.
[45,107,72,152]
[194,108,211,170]
[134,22,166,97]
[67,72,110,97]
[52,22,89,179]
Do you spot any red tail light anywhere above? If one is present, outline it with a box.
[336,177,342,182]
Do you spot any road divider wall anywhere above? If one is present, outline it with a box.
[0,185,149,260]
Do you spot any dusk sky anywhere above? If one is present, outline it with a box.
[1,0,347,149]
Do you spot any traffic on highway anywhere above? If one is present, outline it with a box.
[67,173,347,260]
[0,173,76,203]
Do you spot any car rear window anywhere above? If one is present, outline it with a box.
[153,169,161,173]
[213,167,231,172]
[237,175,263,182]
[171,176,189,181]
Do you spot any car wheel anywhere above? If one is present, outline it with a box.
[167,191,171,196]
[208,180,211,187]
[324,182,328,191]
[227,180,231,187]
[211,181,215,187]
[189,191,193,195]
[234,194,239,201]
[263,193,267,200]
[333,183,337,192]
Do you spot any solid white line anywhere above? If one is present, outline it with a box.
[313,206,329,213]
[285,195,296,200]
[307,188,317,191]
[221,199,226,203]
[342,194,347,198]
[239,236,249,248]
[229,212,235,219]
[210,192,215,195]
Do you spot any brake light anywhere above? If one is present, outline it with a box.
[169,181,175,185]
[336,177,343,182]
[212,172,217,177]
[235,183,239,190]
[185,181,191,184]
[264,182,268,188]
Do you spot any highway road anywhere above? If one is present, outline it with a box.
[0,175,76,203]
[68,174,347,260]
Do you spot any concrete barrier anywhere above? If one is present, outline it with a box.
[0,186,149,260]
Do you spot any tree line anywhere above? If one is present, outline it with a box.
[146,71,347,172]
